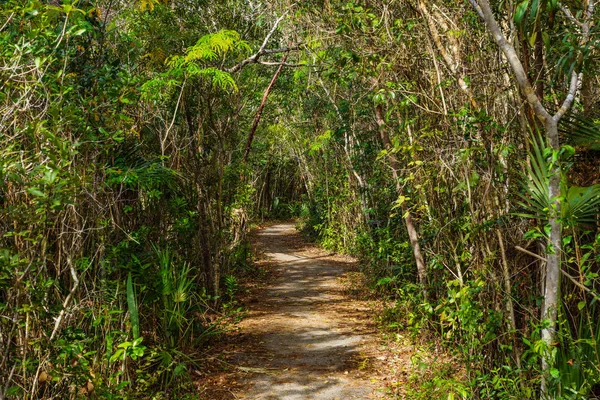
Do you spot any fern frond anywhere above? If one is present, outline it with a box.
[185,30,249,63]
[194,67,238,92]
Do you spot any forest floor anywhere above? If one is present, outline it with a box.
[196,222,416,399]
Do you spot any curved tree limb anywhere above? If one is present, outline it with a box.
[226,14,304,74]
[242,52,288,163]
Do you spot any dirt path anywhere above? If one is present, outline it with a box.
[223,223,388,399]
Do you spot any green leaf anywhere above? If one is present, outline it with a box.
[542,31,550,47]
[392,195,409,210]
[577,301,586,310]
[514,1,529,25]
[529,0,539,23]
[109,349,124,363]
[561,144,575,158]
[529,31,537,48]
[27,188,46,198]
[127,272,140,339]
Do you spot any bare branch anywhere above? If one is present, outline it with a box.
[515,245,547,262]
[162,79,186,156]
[560,269,600,302]
[226,45,303,73]
[261,46,303,55]
[558,2,583,27]
[0,12,15,32]
[242,53,288,163]
[475,0,552,122]
[585,0,595,24]
[256,61,313,68]
[468,0,485,19]
[419,0,479,109]
[554,71,579,122]
[49,256,80,341]
[226,14,302,73]
[514,246,600,301]
[257,14,287,55]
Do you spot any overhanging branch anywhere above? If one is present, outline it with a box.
[226,45,303,73]
[224,13,304,73]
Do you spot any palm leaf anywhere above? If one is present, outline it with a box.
[563,185,600,226]
[515,133,551,219]
[560,113,600,151]
[515,134,600,229]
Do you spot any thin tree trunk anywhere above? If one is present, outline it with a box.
[418,0,479,109]
[375,104,429,301]
[472,1,582,395]
[242,53,288,163]
[541,119,562,396]
[316,71,370,222]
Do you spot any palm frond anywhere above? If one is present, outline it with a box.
[515,134,600,229]
[563,185,600,226]
[515,133,551,220]
[560,113,600,151]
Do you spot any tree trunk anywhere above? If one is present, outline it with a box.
[242,53,288,163]
[375,104,429,301]
[472,2,582,396]
[541,119,562,396]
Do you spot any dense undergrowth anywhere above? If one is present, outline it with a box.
[299,201,600,400]
[1,0,600,399]
[0,1,295,397]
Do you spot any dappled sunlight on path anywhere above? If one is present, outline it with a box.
[231,223,386,399]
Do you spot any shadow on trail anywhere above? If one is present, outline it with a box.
[229,223,379,400]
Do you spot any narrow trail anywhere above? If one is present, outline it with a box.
[226,223,388,400]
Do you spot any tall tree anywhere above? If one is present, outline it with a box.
[470,0,595,395]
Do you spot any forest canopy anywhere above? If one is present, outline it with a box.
[1,0,599,398]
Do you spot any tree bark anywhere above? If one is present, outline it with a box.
[541,119,562,396]
[375,104,429,301]
[242,52,288,163]
[472,1,583,396]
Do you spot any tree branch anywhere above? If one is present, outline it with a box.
[468,0,485,19]
[261,46,303,55]
[257,14,287,55]
[515,245,547,262]
[49,256,80,341]
[226,46,302,73]
[561,269,600,302]
[558,2,583,27]
[475,0,552,122]
[225,14,303,73]
[515,246,600,301]
[554,70,579,122]
[256,61,313,68]
[585,0,595,24]
[242,52,288,163]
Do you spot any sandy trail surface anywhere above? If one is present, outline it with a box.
[227,223,386,400]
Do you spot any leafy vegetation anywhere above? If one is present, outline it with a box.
[0,0,599,399]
